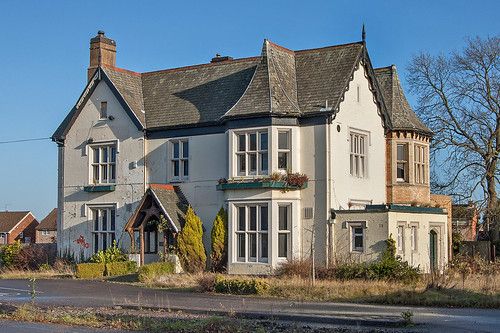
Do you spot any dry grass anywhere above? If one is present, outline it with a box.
[0,268,74,279]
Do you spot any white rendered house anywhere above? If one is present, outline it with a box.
[53,31,448,273]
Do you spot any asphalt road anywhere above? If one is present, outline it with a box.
[0,279,498,332]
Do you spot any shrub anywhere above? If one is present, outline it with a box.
[210,207,227,273]
[138,262,175,283]
[89,242,127,264]
[39,263,52,272]
[75,263,105,279]
[275,259,312,279]
[105,261,137,276]
[13,245,49,270]
[197,274,216,292]
[0,241,22,268]
[177,206,206,273]
[214,275,269,295]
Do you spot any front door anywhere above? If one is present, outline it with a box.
[429,230,438,272]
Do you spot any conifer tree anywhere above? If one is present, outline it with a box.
[176,206,206,273]
[210,207,227,272]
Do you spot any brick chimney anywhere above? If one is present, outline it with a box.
[87,31,116,81]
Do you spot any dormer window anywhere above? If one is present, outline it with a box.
[100,101,108,119]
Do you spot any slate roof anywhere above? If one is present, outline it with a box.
[374,66,432,135]
[149,184,189,231]
[0,211,32,233]
[55,39,431,139]
[36,208,57,231]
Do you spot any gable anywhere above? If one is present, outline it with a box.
[52,68,144,143]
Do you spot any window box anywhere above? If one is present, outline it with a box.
[84,185,116,192]
[217,180,307,191]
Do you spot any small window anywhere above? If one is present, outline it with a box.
[397,225,405,252]
[410,226,417,251]
[41,230,50,236]
[277,130,291,171]
[351,226,364,252]
[90,144,117,184]
[171,139,189,181]
[414,145,427,184]
[278,204,292,259]
[350,133,367,178]
[396,143,408,182]
[100,101,108,119]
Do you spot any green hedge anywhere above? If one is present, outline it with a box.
[106,261,137,276]
[138,262,175,282]
[214,275,269,295]
[76,263,105,279]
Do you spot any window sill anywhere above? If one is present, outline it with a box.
[84,185,116,192]
[217,180,307,191]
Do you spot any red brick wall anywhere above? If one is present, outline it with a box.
[7,213,38,244]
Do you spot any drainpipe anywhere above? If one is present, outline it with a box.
[325,115,332,268]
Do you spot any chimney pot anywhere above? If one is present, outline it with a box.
[211,54,233,63]
[98,30,105,36]
[88,31,117,81]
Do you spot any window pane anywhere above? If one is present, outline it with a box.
[102,210,107,231]
[94,233,99,253]
[173,142,179,158]
[238,154,246,174]
[150,232,156,253]
[278,234,288,258]
[260,152,268,173]
[110,233,116,247]
[260,132,268,151]
[249,153,257,172]
[102,147,108,163]
[183,160,189,177]
[94,210,99,231]
[249,133,257,151]
[238,134,246,152]
[260,234,268,259]
[249,234,257,259]
[360,136,365,154]
[93,165,99,183]
[101,165,108,182]
[278,131,289,149]
[260,206,268,231]
[397,144,406,161]
[110,164,116,181]
[110,210,115,231]
[102,233,107,250]
[397,163,405,180]
[182,141,189,158]
[93,148,99,163]
[279,206,289,230]
[110,147,116,163]
[238,207,246,231]
[249,207,257,230]
[173,161,179,177]
[100,101,107,118]
[238,234,245,259]
[354,235,363,249]
[278,152,288,170]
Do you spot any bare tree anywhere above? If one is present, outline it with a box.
[407,36,499,239]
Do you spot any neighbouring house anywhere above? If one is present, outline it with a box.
[452,203,478,241]
[0,211,38,244]
[52,30,449,273]
[36,208,57,244]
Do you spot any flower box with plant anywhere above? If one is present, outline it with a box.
[217,171,308,191]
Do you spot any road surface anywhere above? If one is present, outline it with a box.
[0,279,498,332]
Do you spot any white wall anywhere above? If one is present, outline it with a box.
[59,81,145,258]
[330,64,386,209]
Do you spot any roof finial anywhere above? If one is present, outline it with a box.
[362,24,366,43]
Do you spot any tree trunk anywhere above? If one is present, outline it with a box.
[485,158,498,241]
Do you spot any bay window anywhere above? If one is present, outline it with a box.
[235,204,268,262]
[236,131,268,176]
[414,145,427,184]
[90,145,117,184]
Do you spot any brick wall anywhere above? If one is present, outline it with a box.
[36,230,57,244]
[7,213,38,244]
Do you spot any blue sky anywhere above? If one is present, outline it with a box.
[0,0,498,219]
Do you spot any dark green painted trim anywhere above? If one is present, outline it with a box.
[216,181,307,191]
[335,204,446,215]
[84,185,116,192]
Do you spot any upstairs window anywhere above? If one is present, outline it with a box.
[92,207,116,253]
[91,145,117,184]
[350,132,367,178]
[414,145,427,184]
[171,139,189,181]
[236,131,268,176]
[100,101,108,119]
[277,130,291,171]
[396,143,408,182]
